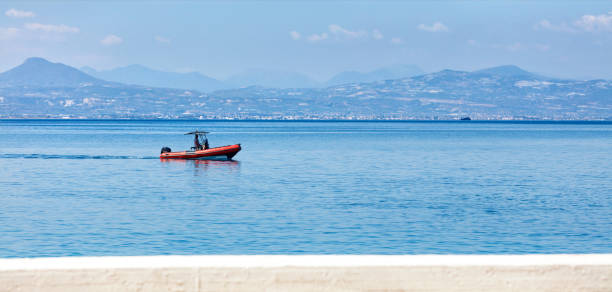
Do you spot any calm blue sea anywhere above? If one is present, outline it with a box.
[0,120,611,257]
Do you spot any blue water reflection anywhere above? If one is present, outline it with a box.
[0,120,611,257]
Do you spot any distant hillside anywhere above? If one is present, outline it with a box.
[207,67,612,120]
[82,65,323,90]
[225,69,320,89]
[473,65,540,78]
[0,58,111,87]
[78,64,425,90]
[327,64,424,86]
[0,58,610,120]
[81,64,227,92]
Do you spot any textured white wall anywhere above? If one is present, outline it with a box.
[1,255,611,291]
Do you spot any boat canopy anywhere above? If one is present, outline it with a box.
[185,131,210,135]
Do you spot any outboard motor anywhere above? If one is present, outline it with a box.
[161,147,172,154]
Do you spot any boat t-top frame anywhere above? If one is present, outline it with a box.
[185,131,209,136]
[186,130,210,151]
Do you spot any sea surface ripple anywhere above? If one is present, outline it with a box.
[0,120,611,257]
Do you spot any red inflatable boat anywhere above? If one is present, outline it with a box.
[160,131,241,160]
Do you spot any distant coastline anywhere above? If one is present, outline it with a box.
[1,117,611,123]
[2,58,611,121]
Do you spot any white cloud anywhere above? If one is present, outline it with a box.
[574,13,612,32]
[154,35,170,43]
[302,25,382,43]
[417,22,449,32]
[372,29,383,40]
[24,23,79,33]
[0,27,19,40]
[289,30,301,40]
[390,37,402,44]
[534,20,553,30]
[328,24,367,39]
[535,13,612,33]
[101,34,122,46]
[5,8,35,18]
[533,19,575,32]
[307,32,328,42]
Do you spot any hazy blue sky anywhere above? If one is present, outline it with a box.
[1,1,611,80]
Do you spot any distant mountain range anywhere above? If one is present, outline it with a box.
[326,64,424,86]
[0,57,610,120]
[80,63,426,91]
[225,69,320,89]
[0,57,112,87]
[81,65,227,92]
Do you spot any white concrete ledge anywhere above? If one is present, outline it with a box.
[1,255,612,291]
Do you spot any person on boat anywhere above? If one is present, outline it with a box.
[204,137,209,150]
[194,134,203,150]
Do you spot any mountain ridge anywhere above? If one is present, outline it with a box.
[81,64,227,92]
[0,57,111,87]
[327,64,424,86]
[473,65,540,78]
[0,57,610,120]
[225,69,320,89]
[80,63,428,89]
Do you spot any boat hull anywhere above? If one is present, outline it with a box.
[160,144,241,160]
